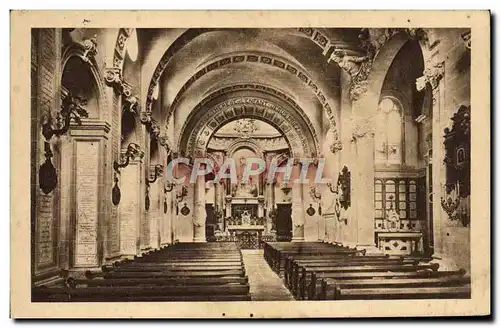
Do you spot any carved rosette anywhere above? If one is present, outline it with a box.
[351,117,375,142]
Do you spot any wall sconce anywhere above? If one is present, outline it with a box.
[147,164,164,185]
[145,164,164,211]
[111,173,121,206]
[140,111,161,139]
[42,91,89,141]
[111,143,143,206]
[39,91,89,195]
[440,183,461,220]
[326,166,351,210]
[310,186,322,216]
[165,183,188,215]
[113,143,144,173]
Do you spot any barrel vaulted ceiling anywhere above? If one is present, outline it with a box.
[136,29,365,150]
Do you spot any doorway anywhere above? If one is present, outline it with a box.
[276,204,292,241]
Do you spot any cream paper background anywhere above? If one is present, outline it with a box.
[10,10,491,318]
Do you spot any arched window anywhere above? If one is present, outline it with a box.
[375,97,404,165]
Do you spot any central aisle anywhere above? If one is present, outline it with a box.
[241,249,295,301]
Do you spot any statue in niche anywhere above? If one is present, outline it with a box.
[384,195,401,231]
[234,156,258,197]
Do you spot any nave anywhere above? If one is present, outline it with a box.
[30,27,472,301]
[33,241,470,302]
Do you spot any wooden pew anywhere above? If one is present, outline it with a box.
[33,284,251,302]
[34,242,251,302]
[328,285,471,300]
[264,242,362,274]
[291,259,432,299]
[69,276,249,288]
[285,256,412,289]
[318,275,471,300]
[309,268,467,300]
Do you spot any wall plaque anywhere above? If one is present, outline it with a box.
[37,194,54,267]
[74,141,99,267]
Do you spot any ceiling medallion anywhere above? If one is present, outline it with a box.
[233,118,259,138]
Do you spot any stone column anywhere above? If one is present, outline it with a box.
[62,121,111,269]
[351,118,377,252]
[431,75,445,258]
[148,178,160,249]
[291,163,305,241]
[193,174,207,242]
[119,156,143,258]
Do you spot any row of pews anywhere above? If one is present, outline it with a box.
[264,241,471,301]
[33,242,251,302]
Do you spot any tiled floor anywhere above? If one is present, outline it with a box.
[241,250,295,301]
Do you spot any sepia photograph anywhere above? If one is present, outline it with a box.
[10,10,490,318]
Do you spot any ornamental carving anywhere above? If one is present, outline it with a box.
[104,67,132,97]
[158,133,173,154]
[461,31,471,50]
[112,28,133,70]
[181,96,319,158]
[351,117,375,141]
[79,35,98,63]
[176,84,321,155]
[140,111,161,139]
[123,95,139,114]
[333,28,433,101]
[233,118,259,138]
[415,60,444,104]
[328,127,343,153]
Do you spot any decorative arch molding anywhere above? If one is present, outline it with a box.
[61,40,108,121]
[351,30,438,118]
[226,138,265,159]
[143,29,342,141]
[166,52,339,129]
[145,28,345,113]
[104,28,137,97]
[112,28,135,73]
[177,84,321,155]
[179,97,319,158]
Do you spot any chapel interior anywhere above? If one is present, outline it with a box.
[31,27,472,301]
